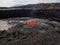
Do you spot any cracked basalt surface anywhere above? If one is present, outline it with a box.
[0,17,60,45]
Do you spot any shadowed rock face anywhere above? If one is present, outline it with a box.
[0,3,60,19]
[0,9,60,19]
[0,17,60,45]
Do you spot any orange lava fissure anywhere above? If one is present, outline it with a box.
[26,20,37,25]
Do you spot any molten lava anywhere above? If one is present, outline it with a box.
[26,19,37,25]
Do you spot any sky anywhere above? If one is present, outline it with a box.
[0,0,60,7]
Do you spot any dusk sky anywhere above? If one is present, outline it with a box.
[0,0,59,7]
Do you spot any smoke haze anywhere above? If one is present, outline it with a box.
[0,0,59,7]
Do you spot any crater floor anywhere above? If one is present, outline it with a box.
[0,17,60,45]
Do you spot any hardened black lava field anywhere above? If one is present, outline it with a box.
[0,17,60,45]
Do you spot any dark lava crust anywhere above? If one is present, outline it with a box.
[0,17,60,45]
